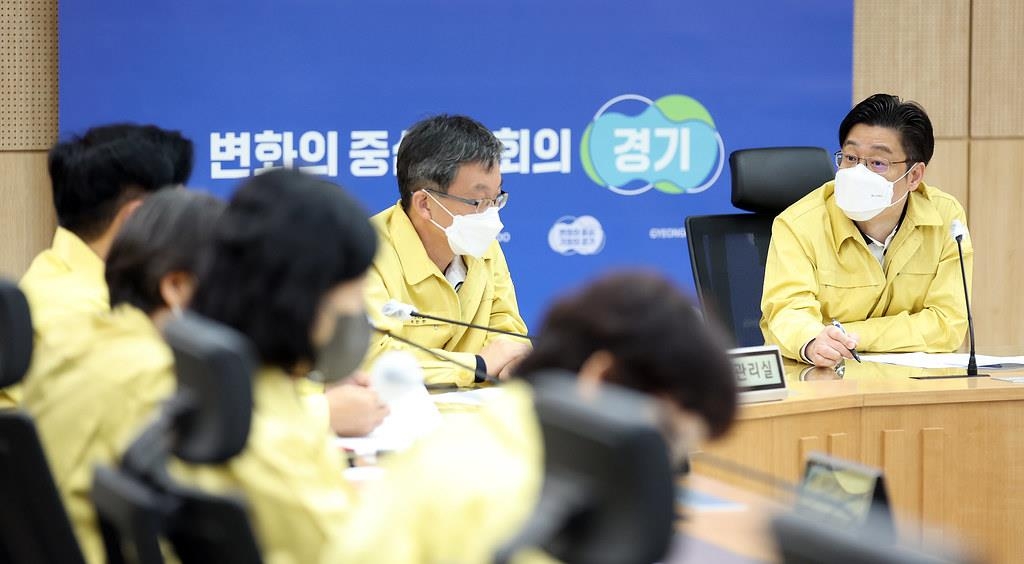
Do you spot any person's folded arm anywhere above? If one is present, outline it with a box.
[843,226,972,353]
[363,265,478,387]
[761,218,827,361]
[484,246,531,347]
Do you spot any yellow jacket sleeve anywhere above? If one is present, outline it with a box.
[326,382,544,564]
[363,263,479,387]
[760,217,828,360]
[483,245,531,347]
[171,368,353,564]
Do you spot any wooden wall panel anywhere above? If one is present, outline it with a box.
[971,0,1024,137]
[0,0,59,150]
[0,0,58,279]
[925,139,969,211]
[968,140,1024,348]
[0,151,54,279]
[853,0,970,137]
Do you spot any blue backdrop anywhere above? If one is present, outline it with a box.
[59,0,852,329]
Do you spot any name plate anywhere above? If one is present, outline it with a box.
[728,345,788,403]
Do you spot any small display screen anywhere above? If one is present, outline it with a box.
[796,459,879,526]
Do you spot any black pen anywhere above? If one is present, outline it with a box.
[830,318,861,362]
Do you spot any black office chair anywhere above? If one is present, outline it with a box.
[496,371,676,564]
[0,279,89,564]
[91,312,263,564]
[686,147,835,346]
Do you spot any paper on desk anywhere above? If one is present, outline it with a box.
[335,351,442,454]
[860,352,1024,370]
[431,387,505,407]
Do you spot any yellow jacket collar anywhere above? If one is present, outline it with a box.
[825,180,944,255]
[51,227,105,281]
[384,202,497,286]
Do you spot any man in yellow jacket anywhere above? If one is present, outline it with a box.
[761,94,971,366]
[22,189,222,563]
[5,124,190,406]
[364,115,531,386]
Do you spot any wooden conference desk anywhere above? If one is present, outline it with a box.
[691,357,1024,564]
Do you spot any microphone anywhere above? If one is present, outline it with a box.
[950,220,981,377]
[370,350,426,405]
[382,299,533,340]
[370,324,497,386]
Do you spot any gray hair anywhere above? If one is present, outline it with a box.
[396,114,503,209]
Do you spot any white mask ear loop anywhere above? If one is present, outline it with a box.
[889,163,917,205]
[423,190,456,231]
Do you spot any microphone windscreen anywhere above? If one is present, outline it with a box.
[381,299,415,321]
[370,350,425,405]
[950,219,967,241]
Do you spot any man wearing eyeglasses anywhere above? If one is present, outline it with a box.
[760,94,971,367]
[362,114,531,386]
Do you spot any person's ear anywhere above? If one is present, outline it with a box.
[108,197,145,237]
[576,350,615,398]
[159,271,196,313]
[907,162,926,191]
[411,190,433,221]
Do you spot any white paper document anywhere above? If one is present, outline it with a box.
[335,351,442,454]
[860,352,1024,370]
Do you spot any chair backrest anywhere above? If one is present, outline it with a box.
[686,213,775,347]
[685,147,835,346]
[91,466,168,564]
[0,279,33,388]
[165,488,263,564]
[92,313,261,564]
[730,147,835,214]
[163,312,255,464]
[0,411,87,564]
[0,281,85,564]
[497,371,675,564]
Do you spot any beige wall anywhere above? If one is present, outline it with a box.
[0,0,57,279]
[3,0,1022,346]
[855,0,1024,348]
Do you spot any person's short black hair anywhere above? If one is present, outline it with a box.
[395,114,503,210]
[106,189,225,315]
[81,123,194,185]
[48,127,178,241]
[516,271,738,439]
[190,169,377,372]
[839,93,935,166]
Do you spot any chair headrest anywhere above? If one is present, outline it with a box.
[163,313,256,464]
[0,279,33,388]
[730,147,835,214]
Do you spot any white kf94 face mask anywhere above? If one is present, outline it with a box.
[834,163,913,222]
[426,191,504,258]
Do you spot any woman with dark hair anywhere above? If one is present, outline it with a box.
[172,169,381,563]
[22,188,225,564]
[335,270,739,563]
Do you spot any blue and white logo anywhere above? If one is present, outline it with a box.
[581,94,725,196]
[548,215,605,256]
